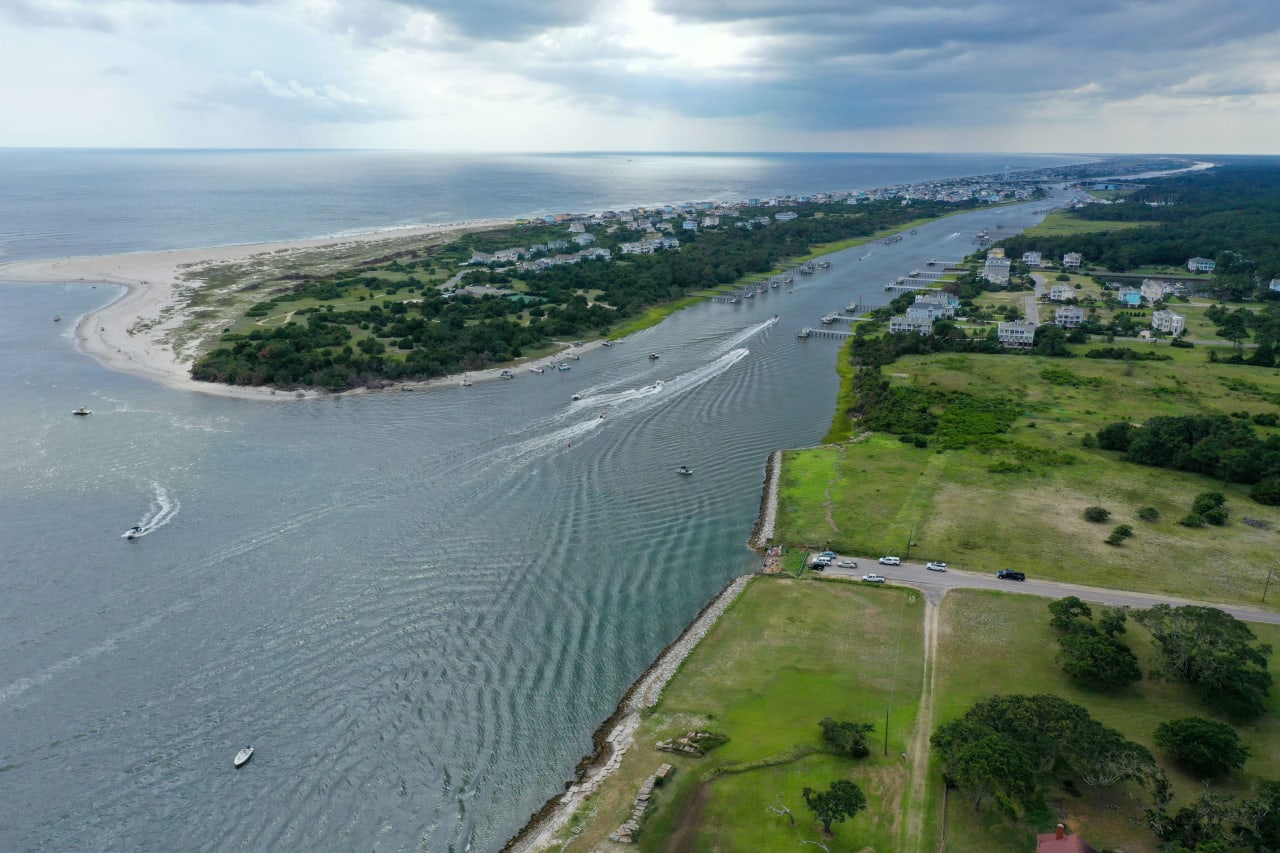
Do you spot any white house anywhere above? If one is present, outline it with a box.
[774,211,798,221]
[983,256,1011,284]
[1063,252,1083,269]
[913,292,959,317]
[1022,251,1042,268]
[1054,306,1086,328]
[681,220,697,231]
[1049,284,1075,301]
[1187,256,1216,273]
[572,233,596,246]
[1140,279,1172,304]
[468,251,495,265]
[998,321,1037,348]
[1151,309,1186,335]
[889,315,935,334]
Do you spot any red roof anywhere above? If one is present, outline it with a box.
[1036,831,1098,853]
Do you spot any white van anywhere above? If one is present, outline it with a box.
[878,556,901,566]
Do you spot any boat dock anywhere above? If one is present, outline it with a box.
[797,327,853,340]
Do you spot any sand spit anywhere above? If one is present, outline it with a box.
[0,220,513,400]
[503,573,752,853]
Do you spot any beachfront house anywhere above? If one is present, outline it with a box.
[983,256,1012,285]
[1152,309,1186,335]
[1063,252,1083,269]
[889,315,935,335]
[1141,279,1172,304]
[1022,251,1043,268]
[469,251,495,265]
[998,321,1037,349]
[1049,284,1075,301]
[913,292,959,317]
[1054,306,1085,328]
[572,233,596,246]
[1187,256,1216,272]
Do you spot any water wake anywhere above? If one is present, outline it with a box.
[121,482,180,539]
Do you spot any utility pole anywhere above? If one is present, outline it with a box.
[884,707,890,757]
[905,524,915,561]
[1265,566,1276,604]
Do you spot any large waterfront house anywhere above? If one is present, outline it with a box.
[912,292,959,317]
[1151,309,1186,335]
[1022,250,1042,267]
[998,320,1037,348]
[889,314,936,334]
[1063,252,1083,269]
[1187,256,1216,272]
[983,256,1012,285]
[1049,284,1074,301]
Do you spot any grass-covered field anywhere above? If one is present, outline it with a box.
[550,577,926,851]
[775,345,1280,604]
[1023,212,1153,237]
[929,590,1280,852]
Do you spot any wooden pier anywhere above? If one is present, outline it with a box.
[797,327,853,340]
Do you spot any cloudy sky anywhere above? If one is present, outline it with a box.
[3,0,1279,152]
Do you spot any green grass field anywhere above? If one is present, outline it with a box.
[1023,213,1153,238]
[551,577,926,851]
[774,346,1280,605]
[929,590,1280,852]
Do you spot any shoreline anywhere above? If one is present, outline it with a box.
[0,219,515,401]
[502,573,753,853]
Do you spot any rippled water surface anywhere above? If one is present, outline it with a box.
[0,152,1064,851]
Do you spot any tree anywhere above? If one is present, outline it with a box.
[1135,605,1273,720]
[818,718,875,758]
[1098,606,1129,637]
[1154,717,1250,777]
[802,779,867,834]
[1083,506,1111,522]
[1057,630,1143,690]
[1049,596,1094,631]
[1065,720,1156,804]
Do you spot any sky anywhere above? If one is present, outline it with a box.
[2,0,1279,153]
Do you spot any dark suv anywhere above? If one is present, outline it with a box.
[996,569,1026,581]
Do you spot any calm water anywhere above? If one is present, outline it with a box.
[0,151,1072,851]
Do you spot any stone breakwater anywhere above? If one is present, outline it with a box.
[503,573,752,852]
[748,450,781,551]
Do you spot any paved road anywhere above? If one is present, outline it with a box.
[819,557,1280,625]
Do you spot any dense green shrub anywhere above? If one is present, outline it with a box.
[1083,506,1111,523]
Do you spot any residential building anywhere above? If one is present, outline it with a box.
[987,247,1006,258]
[1036,824,1098,853]
[492,248,524,263]
[1054,306,1085,328]
[774,211,798,221]
[1062,252,1082,269]
[700,216,720,228]
[1140,279,1171,304]
[468,251,495,265]
[983,256,1012,284]
[1022,251,1042,267]
[1151,309,1186,335]
[1187,256,1216,272]
[571,233,596,246]
[889,314,935,334]
[998,321,1037,348]
[1049,284,1074,301]
[913,292,959,317]
[568,221,586,233]
[681,220,697,231]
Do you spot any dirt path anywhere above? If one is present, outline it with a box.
[904,595,940,852]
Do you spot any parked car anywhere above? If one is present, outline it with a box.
[926,561,948,572]
[838,559,857,568]
[996,569,1026,581]
[810,557,831,569]
[878,556,901,566]
[861,574,886,583]
[818,551,837,560]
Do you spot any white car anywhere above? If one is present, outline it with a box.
[838,559,857,568]
[926,561,948,572]
[861,574,886,583]
[878,556,901,566]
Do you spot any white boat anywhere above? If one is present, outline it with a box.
[649,352,659,360]
[572,392,583,401]
[72,407,92,416]
[601,340,614,347]
[821,315,835,324]
[529,365,544,374]
[460,377,473,387]
[234,747,254,768]
[676,465,693,476]
[566,353,579,360]
[122,525,143,540]
[54,315,62,322]
[499,369,513,379]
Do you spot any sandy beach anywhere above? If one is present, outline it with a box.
[0,220,515,400]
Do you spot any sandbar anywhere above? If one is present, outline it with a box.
[0,221,515,400]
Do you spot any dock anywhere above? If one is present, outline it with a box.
[797,327,853,340]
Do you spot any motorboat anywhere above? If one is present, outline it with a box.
[460,377,473,387]
[821,315,835,324]
[72,407,92,416]
[649,352,659,360]
[234,747,254,768]
[676,465,693,476]
[529,365,544,374]
[499,369,513,379]
[557,363,571,371]
[122,525,143,540]
[601,340,614,347]
[54,315,62,322]
[729,298,739,304]
[572,392,584,401]
[566,353,579,360]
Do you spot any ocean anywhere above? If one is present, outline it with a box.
[0,150,1081,851]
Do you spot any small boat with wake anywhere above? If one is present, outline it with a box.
[460,377,473,387]
[122,525,143,540]
[529,365,544,374]
[557,362,571,371]
[72,407,92,416]
[234,747,254,768]
[601,340,614,347]
[566,352,579,360]
[676,465,693,476]
[648,352,659,360]
[572,392,584,401]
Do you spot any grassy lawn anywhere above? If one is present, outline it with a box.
[1024,213,1153,238]
[928,590,1280,852]
[554,577,926,851]
[773,347,1280,605]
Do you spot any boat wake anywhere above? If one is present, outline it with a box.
[122,482,180,539]
[712,317,775,357]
